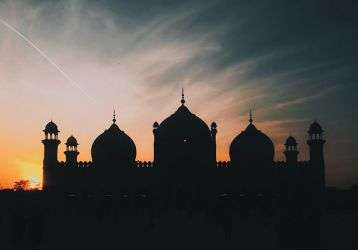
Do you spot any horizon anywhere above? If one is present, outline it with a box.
[0,0,357,189]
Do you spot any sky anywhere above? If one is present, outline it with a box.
[0,0,357,188]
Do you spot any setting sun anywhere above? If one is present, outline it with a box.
[29,176,41,189]
[14,158,42,189]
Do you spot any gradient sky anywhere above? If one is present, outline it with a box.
[0,0,357,188]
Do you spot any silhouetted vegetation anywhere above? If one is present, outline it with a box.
[13,180,30,191]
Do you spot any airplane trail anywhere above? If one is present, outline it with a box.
[0,17,96,103]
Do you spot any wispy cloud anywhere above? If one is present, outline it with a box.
[274,85,338,109]
[0,0,356,187]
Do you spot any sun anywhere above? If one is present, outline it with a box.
[13,158,42,189]
[29,176,41,189]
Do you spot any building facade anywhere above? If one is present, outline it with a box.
[42,92,326,197]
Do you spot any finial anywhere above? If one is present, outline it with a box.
[112,109,116,123]
[181,88,185,105]
[249,109,253,124]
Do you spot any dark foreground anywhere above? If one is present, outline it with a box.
[0,190,357,250]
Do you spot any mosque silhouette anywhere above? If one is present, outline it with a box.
[42,89,326,198]
[0,90,328,249]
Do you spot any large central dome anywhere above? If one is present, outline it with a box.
[157,105,211,138]
[154,90,215,174]
[91,115,136,168]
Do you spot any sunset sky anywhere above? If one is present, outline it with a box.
[0,0,357,188]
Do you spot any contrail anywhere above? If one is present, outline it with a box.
[0,17,96,103]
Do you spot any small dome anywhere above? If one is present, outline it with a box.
[309,121,323,134]
[66,135,78,146]
[91,122,136,167]
[285,136,297,146]
[211,122,217,129]
[230,123,275,163]
[153,121,159,128]
[44,121,59,134]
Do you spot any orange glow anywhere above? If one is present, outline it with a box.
[0,114,297,189]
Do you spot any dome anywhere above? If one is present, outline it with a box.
[66,135,78,146]
[91,122,136,167]
[153,121,159,129]
[308,121,323,134]
[211,122,217,129]
[156,89,211,138]
[229,115,275,191]
[229,114,275,191]
[154,91,215,175]
[157,105,211,138]
[44,121,59,134]
[230,122,275,163]
[285,136,297,146]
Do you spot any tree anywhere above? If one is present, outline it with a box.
[13,180,30,191]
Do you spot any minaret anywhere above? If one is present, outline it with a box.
[211,122,217,162]
[284,136,299,166]
[42,121,60,190]
[64,135,79,166]
[307,121,326,190]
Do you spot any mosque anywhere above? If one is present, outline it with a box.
[42,90,326,197]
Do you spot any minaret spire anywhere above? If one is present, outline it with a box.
[181,88,185,105]
[249,109,253,124]
[112,109,116,124]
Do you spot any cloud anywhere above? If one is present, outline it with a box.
[0,0,356,187]
[273,86,338,110]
